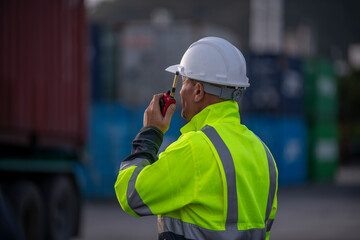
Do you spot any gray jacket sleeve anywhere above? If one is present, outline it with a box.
[120,127,163,170]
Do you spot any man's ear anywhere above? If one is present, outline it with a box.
[194,82,205,102]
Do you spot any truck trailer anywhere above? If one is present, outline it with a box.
[0,0,88,239]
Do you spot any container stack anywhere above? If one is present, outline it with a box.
[304,59,339,181]
[241,54,308,186]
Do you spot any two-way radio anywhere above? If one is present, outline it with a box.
[159,71,179,116]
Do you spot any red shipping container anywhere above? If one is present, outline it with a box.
[0,0,88,151]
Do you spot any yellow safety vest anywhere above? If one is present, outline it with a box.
[115,100,278,240]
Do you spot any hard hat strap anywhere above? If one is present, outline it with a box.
[202,82,243,101]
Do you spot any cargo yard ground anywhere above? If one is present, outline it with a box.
[73,165,360,240]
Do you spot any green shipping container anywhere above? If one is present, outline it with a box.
[309,122,339,181]
[304,59,338,120]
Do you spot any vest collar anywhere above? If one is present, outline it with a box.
[180,100,240,134]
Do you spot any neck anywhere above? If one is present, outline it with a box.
[197,93,226,114]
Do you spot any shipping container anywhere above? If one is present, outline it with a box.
[90,24,102,101]
[308,122,339,181]
[83,103,131,198]
[304,58,338,120]
[242,114,308,185]
[242,54,304,115]
[0,0,88,238]
[90,24,118,101]
[304,58,339,181]
[0,0,88,152]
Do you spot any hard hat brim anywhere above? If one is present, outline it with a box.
[165,64,184,75]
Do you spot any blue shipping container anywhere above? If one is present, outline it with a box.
[242,54,304,115]
[82,103,132,198]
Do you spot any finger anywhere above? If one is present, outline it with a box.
[152,93,163,103]
[150,94,163,111]
[145,94,161,116]
[163,103,176,121]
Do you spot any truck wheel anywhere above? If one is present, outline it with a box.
[11,181,45,240]
[44,176,79,240]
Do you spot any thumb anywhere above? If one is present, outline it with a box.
[164,103,176,121]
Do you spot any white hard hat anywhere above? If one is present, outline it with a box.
[166,37,250,89]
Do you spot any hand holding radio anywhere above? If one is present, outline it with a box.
[143,71,179,133]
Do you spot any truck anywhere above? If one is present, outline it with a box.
[0,0,88,239]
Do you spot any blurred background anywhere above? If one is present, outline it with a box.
[0,0,360,239]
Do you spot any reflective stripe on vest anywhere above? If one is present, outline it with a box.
[256,137,277,231]
[201,125,238,230]
[158,216,266,240]
[158,125,276,239]
[120,158,153,216]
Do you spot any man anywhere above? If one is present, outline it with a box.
[115,37,278,240]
